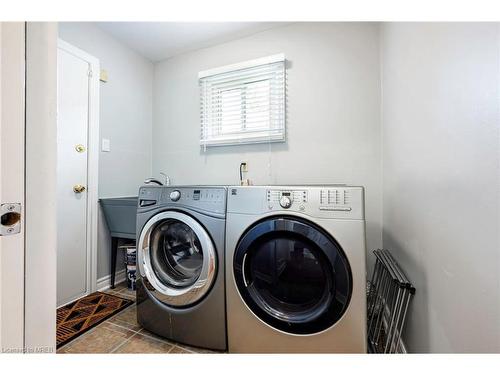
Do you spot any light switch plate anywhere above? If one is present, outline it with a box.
[101,138,111,152]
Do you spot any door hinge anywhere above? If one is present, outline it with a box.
[0,203,22,236]
[88,68,93,78]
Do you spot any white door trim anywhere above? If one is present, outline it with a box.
[57,39,100,298]
[25,22,58,352]
[0,21,26,352]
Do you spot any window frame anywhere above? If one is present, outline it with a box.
[199,54,286,147]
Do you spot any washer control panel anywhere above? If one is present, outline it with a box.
[139,186,226,215]
[180,188,225,203]
[172,188,226,214]
[169,190,181,201]
[167,187,226,215]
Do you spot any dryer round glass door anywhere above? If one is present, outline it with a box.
[138,211,216,307]
[233,216,352,335]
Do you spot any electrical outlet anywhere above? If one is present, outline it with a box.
[100,69,108,83]
[241,162,248,172]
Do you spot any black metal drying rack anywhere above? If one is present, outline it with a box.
[367,249,416,354]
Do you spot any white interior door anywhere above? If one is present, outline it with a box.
[57,44,92,307]
[0,22,25,351]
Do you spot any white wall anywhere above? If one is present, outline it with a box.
[153,22,383,255]
[381,23,500,352]
[58,23,154,278]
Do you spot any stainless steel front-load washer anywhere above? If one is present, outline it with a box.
[225,185,367,353]
[136,186,227,351]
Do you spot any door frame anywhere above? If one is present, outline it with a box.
[57,39,100,300]
[0,21,26,352]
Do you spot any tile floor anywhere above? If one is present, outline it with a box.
[57,282,220,354]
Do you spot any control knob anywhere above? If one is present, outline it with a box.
[169,190,181,201]
[279,195,292,209]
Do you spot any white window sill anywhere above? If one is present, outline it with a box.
[200,132,285,147]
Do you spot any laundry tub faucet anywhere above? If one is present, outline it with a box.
[144,173,170,186]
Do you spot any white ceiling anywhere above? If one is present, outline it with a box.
[95,22,287,62]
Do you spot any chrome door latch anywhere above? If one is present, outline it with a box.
[0,203,21,236]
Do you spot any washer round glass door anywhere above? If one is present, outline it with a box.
[233,216,352,335]
[139,211,216,307]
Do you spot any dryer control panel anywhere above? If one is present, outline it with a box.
[318,188,353,212]
[267,190,308,210]
[229,186,364,220]
[266,188,353,212]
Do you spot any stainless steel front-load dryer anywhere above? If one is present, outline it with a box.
[225,185,367,353]
[136,186,227,351]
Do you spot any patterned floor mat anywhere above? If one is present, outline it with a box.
[57,292,133,348]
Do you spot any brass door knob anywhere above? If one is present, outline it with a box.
[75,144,86,153]
[73,184,86,193]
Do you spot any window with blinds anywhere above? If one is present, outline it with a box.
[199,54,286,147]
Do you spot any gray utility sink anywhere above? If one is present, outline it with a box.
[99,196,138,239]
[99,196,138,289]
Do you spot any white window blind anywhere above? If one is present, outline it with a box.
[199,54,286,147]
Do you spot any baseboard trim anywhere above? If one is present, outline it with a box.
[96,269,127,291]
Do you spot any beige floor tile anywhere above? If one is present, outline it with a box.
[58,283,225,354]
[114,290,136,302]
[101,321,137,337]
[137,328,169,341]
[175,343,221,354]
[104,289,124,297]
[103,283,135,316]
[109,293,136,303]
[137,328,220,353]
[61,322,134,354]
[135,329,178,347]
[56,346,70,354]
[110,284,126,291]
[169,346,193,354]
[113,333,174,353]
[105,282,134,294]
[106,283,126,292]
[123,290,137,299]
[105,285,135,298]
[108,305,141,331]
